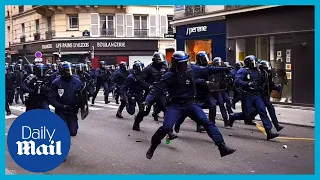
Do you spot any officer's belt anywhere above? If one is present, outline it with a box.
[169,97,194,105]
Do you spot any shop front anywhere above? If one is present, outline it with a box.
[226,6,314,106]
[175,20,227,62]
[9,39,158,66]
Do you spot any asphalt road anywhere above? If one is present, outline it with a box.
[5,91,315,174]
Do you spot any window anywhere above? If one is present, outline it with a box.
[7,10,9,17]
[35,19,40,33]
[100,14,115,36]
[21,23,25,36]
[19,6,24,13]
[133,15,148,37]
[14,30,16,39]
[7,26,10,41]
[47,16,52,31]
[186,39,212,63]
[29,25,31,37]
[68,14,79,29]
[167,15,174,33]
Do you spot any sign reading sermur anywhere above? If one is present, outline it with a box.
[186,26,207,35]
[96,42,126,48]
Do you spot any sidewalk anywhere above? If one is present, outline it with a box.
[204,103,315,128]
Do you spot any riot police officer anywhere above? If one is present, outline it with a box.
[231,62,244,109]
[76,63,92,84]
[257,60,284,131]
[113,61,130,118]
[86,63,96,101]
[6,64,16,105]
[14,64,25,104]
[120,61,144,115]
[234,55,279,140]
[92,61,112,104]
[144,51,236,159]
[133,52,169,130]
[21,63,51,111]
[48,62,83,137]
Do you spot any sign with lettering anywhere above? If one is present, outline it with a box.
[96,42,126,48]
[174,5,185,11]
[56,42,90,49]
[164,33,175,38]
[42,44,52,50]
[186,26,207,35]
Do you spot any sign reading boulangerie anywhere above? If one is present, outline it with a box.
[96,42,126,48]
[56,42,90,49]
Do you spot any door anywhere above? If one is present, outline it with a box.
[165,48,174,63]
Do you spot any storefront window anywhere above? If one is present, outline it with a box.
[235,35,293,103]
[185,39,212,62]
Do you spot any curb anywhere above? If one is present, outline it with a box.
[208,113,315,128]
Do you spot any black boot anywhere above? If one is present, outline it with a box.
[224,119,229,127]
[168,133,178,140]
[146,143,159,159]
[116,100,119,104]
[152,113,159,121]
[132,116,140,131]
[196,125,205,132]
[266,130,279,140]
[116,110,123,118]
[91,98,95,105]
[245,120,256,125]
[6,110,11,116]
[218,143,236,157]
[229,115,235,127]
[104,96,110,104]
[275,125,284,132]
[174,124,180,133]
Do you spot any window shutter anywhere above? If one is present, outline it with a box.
[125,14,133,37]
[160,15,168,37]
[116,13,125,37]
[149,14,157,37]
[90,13,99,37]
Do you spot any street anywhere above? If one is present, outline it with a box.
[5,91,314,174]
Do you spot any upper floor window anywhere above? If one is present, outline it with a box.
[7,26,10,40]
[7,10,9,17]
[100,14,115,36]
[19,6,24,13]
[133,15,148,37]
[21,23,25,36]
[68,14,79,29]
[35,19,40,33]
[167,15,174,33]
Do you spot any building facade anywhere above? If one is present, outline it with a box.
[5,5,175,67]
[172,5,314,106]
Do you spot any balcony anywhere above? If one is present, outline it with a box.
[20,35,26,43]
[100,29,115,37]
[134,29,148,37]
[185,5,205,17]
[224,5,258,11]
[45,30,55,40]
[33,6,55,16]
[33,32,40,41]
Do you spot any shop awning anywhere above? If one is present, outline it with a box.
[53,51,90,55]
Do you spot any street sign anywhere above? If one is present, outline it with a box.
[35,51,42,58]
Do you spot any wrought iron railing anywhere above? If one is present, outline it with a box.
[185,5,206,17]
[100,29,115,37]
[134,29,148,37]
[45,30,55,39]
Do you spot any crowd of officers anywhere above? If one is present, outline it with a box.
[5,50,284,160]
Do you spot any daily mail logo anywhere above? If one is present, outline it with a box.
[186,26,207,36]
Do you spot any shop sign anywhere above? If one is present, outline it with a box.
[186,26,207,35]
[96,42,126,48]
[42,44,53,50]
[164,33,175,38]
[56,42,90,49]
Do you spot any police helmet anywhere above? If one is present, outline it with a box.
[52,63,58,71]
[212,57,223,66]
[83,64,90,72]
[152,52,166,64]
[76,63,85,73]
[119,61,127,71]
[196,51,210,67]
[133,61,143,75]
[259,60,272,71]
[234,62,244,70]
[35,63,47,77]
[171,51,190,72]
[100,61,106,69]
[5,65,8,74]
[61,62,74,77]
[244,55,258,69]
[16,64,23,71]
[9,64,15,72]
[18,59,23,64]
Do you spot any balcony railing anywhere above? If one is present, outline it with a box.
[224,5,258,11]
[20,35,26,43]
[45,30,55,40]
[100,29,115,37]
[134,29,148,37]
[33,32,40,41]
[185,5,205,17]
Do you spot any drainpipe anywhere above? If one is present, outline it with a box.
[156,5,160,52]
